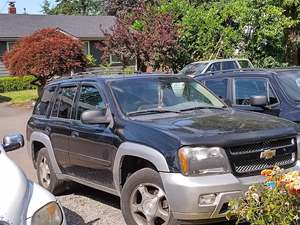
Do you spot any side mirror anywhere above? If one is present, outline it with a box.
[250,96,268,107]
[81,109,110,125]
[2,133,24,152]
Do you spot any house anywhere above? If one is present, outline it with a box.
[0,2,133,76]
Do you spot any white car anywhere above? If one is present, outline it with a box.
[0,133,67,225]
[179,58,254,77]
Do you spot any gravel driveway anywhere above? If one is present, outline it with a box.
[0,102,233,225]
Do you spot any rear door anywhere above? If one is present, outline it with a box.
[68,82,118,189]
[47,85,78,170]
[233,77,280,116]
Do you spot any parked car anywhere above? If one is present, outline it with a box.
[179,58,254,77]
[196,68,300,123]
[27,74,300,225]
[0,133,66,225]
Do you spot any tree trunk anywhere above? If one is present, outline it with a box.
[137,57,147,73]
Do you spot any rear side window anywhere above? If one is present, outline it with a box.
[76,86,105,120]
[222,61,238,70]
[51,86,77,119]
[33,85,56,116]
[205,79,228,99]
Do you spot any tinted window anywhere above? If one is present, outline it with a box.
[206,62,221,72]
[51,86,77,119]
[76,86,105,120]
[222,61,238,70]
[205,79,228,99]
[34,85,56,116]
[235,78,267,105]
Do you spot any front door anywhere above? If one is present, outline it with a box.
[233,77,280,116]
[68,83,118,189]
[48,85,78,171]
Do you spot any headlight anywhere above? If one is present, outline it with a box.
[297,135,300,160]
[178,147,231,176]
[31,202,63,225]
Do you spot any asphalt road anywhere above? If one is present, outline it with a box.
[0,102,234,225]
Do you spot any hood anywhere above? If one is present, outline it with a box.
[132,109,299,147]
[0,147,29,225]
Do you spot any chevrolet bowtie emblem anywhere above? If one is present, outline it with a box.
[260,149,276,160]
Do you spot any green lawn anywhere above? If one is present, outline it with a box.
[0,89,37,104]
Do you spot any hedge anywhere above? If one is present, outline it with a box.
[0,76,37,93]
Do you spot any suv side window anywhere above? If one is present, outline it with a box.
[205,79,228,99]
[207,62,221,72]
[34,85,56,116]
[76,85,105,120]
[234,78,279,105]
[51,86,77,119]
[222,61,238,70]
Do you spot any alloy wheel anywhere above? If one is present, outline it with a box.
[39,156,51,188]
[130,183,171,225]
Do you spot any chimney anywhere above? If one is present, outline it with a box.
[8,1,16,15]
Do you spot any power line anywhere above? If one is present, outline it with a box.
[0,0,10,13]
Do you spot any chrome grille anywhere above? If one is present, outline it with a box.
[226,137,297,176]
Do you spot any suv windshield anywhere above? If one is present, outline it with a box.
[277,71,300,101]
[110,77,225,115]
[180,63,208,76]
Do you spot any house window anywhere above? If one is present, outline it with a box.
[83,41,90,55]
[7,42,16,52]
[110,55,122,64]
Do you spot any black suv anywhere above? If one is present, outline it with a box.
[196,69,300,123]
[27,74,300,225]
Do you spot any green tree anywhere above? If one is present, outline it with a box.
[161,0,296,69]
[42,0,104,15]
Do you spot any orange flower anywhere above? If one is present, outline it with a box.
[261,169,273,177]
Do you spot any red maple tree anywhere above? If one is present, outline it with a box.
[4,28,87,86]
[101,3,180,72]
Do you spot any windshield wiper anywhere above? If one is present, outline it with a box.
[127,108,181,116]
[180,106,226,112]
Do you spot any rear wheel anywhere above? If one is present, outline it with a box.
[36,148,65,195]
[121,168,178,225]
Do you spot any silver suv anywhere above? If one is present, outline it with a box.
[179,58,254,77]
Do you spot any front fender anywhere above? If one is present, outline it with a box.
[29,132,61,174]
[113,142,170,195]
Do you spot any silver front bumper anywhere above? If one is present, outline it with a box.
[161,161,300,221]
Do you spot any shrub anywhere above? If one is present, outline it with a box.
[227,166,300,225]
[0,76,36,93]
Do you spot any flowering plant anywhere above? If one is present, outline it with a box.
[227,166,300,225]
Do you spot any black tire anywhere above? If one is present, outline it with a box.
[36,148,65,195]
[121,168,179,225]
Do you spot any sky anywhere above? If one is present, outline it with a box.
[0,0,56,14]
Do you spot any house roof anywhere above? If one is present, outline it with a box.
[0,14,116,40]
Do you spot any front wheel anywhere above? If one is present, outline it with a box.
[36,148,65,195]
[121,168,178,225]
